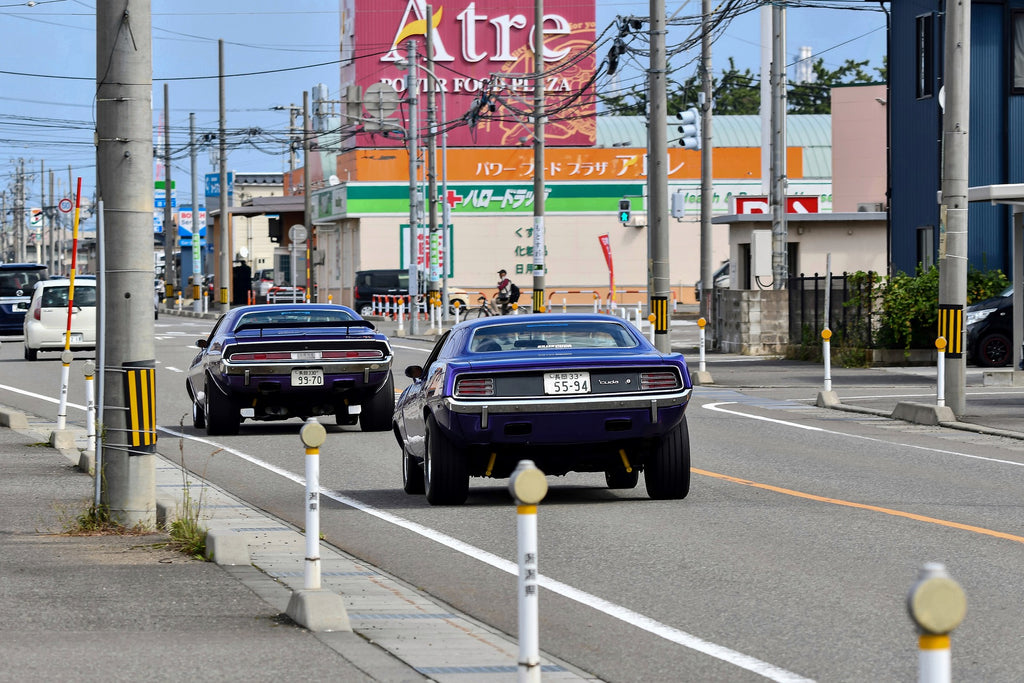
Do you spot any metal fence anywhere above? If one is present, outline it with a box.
[787,272,877,347]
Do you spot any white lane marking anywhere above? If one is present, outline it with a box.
[0,383,85,411]
[702,401,1024,467]
[164,367,183,373]
[157,425,809,683]
[391,343,430,353]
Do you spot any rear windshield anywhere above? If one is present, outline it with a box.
[235,308,358,328]
[0,269,46,297]
[41,285,96,308]
[469,321,640,352]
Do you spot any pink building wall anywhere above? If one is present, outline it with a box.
[831,84,887,213]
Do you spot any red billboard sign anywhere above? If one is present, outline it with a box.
[733,195,820,214]
[341,0,596,148]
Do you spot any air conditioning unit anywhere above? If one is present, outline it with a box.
[857,202,885,212]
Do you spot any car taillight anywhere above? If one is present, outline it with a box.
[228,351,292,361]
[456,377,494,397]
[640,371,678,390]
[33,304,40,320]
[322,350,383,359]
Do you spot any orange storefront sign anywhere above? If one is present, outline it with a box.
[334,147,802,183]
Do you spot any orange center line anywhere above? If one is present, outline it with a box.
[693,468,1024,545]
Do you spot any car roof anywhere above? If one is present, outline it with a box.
[0,263,47,271]
[456,313,635,331]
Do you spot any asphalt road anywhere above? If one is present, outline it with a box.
[3,314,1024,682]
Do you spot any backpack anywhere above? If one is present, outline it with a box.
[509,283,521,303]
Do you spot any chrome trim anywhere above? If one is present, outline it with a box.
[444,387,691,416]
[221,358,391,377]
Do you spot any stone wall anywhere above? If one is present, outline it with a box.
[715,289,790,355]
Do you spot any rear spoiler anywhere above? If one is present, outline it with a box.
[234,319,376,333]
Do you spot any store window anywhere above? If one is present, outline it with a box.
[1013,11,1024,92]
[917,14,934,99]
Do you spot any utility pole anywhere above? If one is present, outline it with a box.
[48,170,55,274]
[406,40,420,335]
[218,39,231,312]
[425,5,440,303]
[770,3,788,289]
[648,0,670,351]
[939,0,971,416]
[698,0,713,321]
[39,160,44,265]
[190,112,202,312]
[303,90,313,302]
[532,0,546,314]
[96,0,156,527]
[289,105,298,175]
[16,159,25,263]
[162,83,174,298]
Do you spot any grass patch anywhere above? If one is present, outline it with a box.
[63,503,152,536]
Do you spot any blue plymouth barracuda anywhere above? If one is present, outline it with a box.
[186,304,394,435]
[393,314,693,505]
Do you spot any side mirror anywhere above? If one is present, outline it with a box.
[196,338,208,349]
[404,365,423,380]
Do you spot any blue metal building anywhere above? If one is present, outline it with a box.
[891,0,1024,275]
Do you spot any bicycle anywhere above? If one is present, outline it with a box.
[462,295,498,319]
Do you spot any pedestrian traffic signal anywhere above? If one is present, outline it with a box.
[677,106,701,150]
[618,198,631,223]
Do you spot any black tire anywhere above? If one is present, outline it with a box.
[205,378,239,436]
[424,413,468,505]
[192,398,206,429]
[645,416,691,500]
[977,333,1011,367]
[24,346,38,361]
[360,373,395,432]
[605,460,640,489]
[402,442,425,494]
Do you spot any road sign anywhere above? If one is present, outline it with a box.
[204,172,234,198]
[58,198,73,213]
[288,225,307,243]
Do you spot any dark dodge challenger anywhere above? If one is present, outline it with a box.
[393,314,693,505]
[186,304,394,436]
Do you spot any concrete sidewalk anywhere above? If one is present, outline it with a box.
[0,408,597,683]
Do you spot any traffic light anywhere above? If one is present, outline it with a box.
[618,198,631,223]
[676,106,701,150]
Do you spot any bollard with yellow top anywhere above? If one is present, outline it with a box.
[453,298,461,324]
[689,318,714,386]
[935,337,946,407]
[647,313,656,344]
[822,328,833,392]
[907,562,966,683]
[509,460,548,683]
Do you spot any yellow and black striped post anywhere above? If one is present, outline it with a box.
[937,305,963,358]
[532,288,545,314]
[651,296,669,336]
[123,361,157,452]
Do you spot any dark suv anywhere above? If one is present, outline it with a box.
[354,269,410,316]
[0,263,48,335]
[966,286,1013,366]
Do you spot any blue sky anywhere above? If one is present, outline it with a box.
[0,0,887,228]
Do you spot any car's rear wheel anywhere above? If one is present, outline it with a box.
[24,345,37,361]
[424,414,468,505]
[360,373,395,432]
[645,416,691,500]
[977,332,1011,367]
[402,443,425,494]
[605,458,640,489]
[205,378,239,436]
[359,304,375,317]
[192,399,206,429]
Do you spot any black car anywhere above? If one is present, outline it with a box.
[966,286,1013,367]
[353,269,410,317]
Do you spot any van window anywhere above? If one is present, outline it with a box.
[0,269,47,297]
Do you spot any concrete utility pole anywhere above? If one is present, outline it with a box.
[218,39,231,312]
[16,158,25,263]
[648,0,670,352]
[39,160,44,266]
[406,40,420,335]
[190,112,202,311]
[48,170,55,274]
[532,0,546,314]
[770,3,788,289]
[939,0,971,416]
[303,90,313,301]
[162,84,174,298]
[698,0,713,320]
[96,0,156,526]
[426,5,440,302]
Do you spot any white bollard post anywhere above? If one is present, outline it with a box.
[398,302,405,334]
[562,297,566,314]
[84,361,96,454]
[203,291,209,313]
[300,419,326,591]
[509,460,548,683]
[697,318,707,372]
[822,329,833,393]
[907,562,966,683]
[57,350,72,430]
[328,293,333,304]
[593,296,599,314]
[176,290,182,311]
[513,302,520,315]
[648,313,656,345]
[936,337,946,407]
[453,301,461,324]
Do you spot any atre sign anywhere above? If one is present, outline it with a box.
[733,195,821,214]
[340,0,596,148]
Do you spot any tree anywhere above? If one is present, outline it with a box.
[788,58,874,114]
